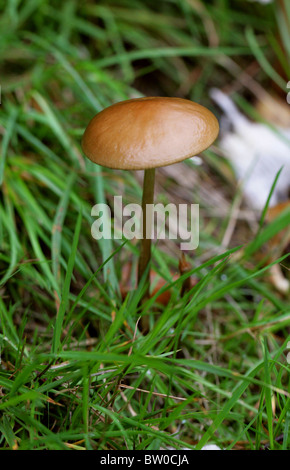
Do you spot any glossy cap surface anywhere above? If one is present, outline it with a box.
[82,97,219,170]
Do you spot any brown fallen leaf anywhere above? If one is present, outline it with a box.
[120,257,197,306]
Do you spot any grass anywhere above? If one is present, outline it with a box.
[0,0,289,450]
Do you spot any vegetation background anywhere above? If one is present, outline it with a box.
[0,0,289,450]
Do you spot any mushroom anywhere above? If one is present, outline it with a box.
[82,97,219,300]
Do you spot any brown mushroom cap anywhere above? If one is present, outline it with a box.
[82,97,219,170]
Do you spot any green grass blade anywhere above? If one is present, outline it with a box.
[52,209,82,354]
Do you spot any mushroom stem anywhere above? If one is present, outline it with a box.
[137,167,155,298]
